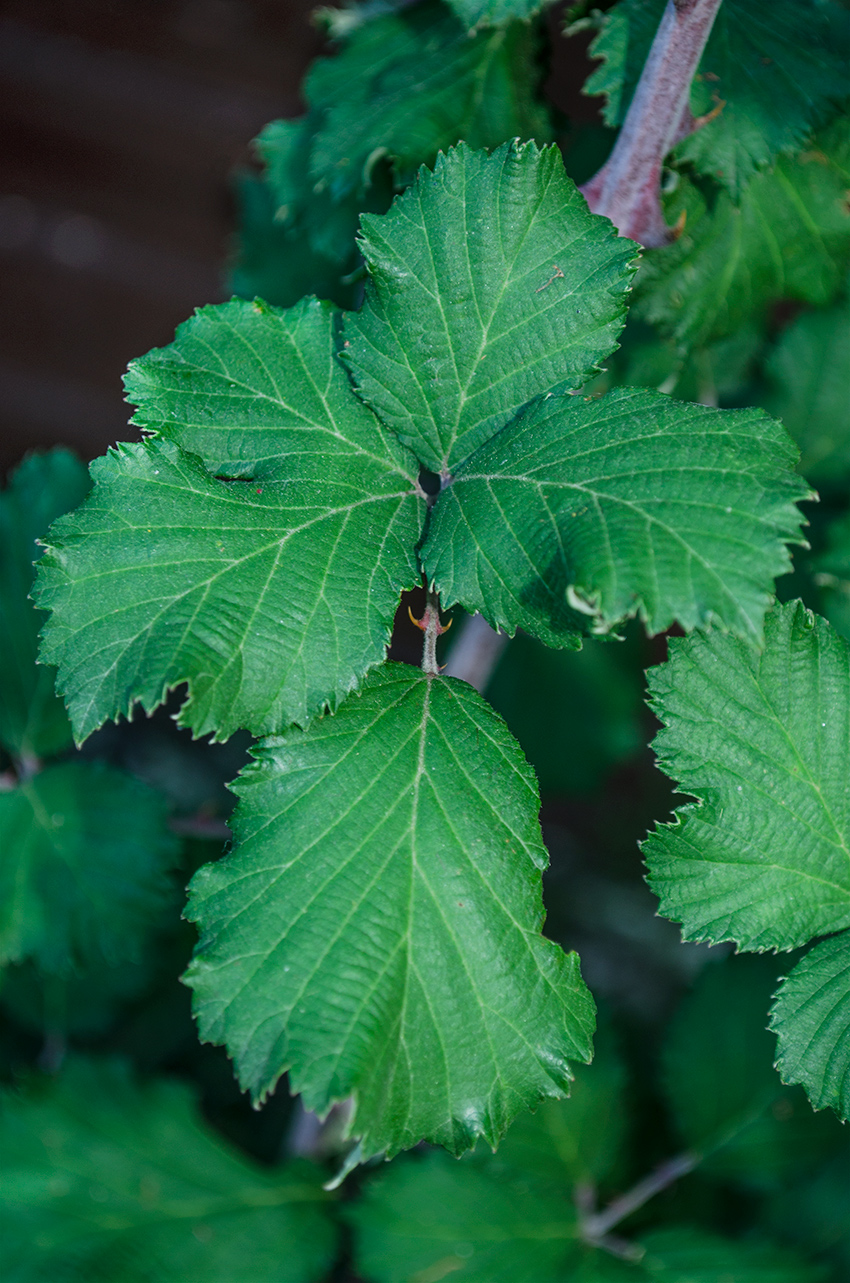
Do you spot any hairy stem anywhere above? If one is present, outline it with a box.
[441,613,508,692]
[418,586,450,676]
[581,0,723,246]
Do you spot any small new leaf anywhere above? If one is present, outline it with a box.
[0,450,90,760]
[185,663,594,1161]
[307,2,552,198]
[644,601,850,951]
[423,388,808,646]
[0,761,177,973]
[346,141,638,475]
[0,1058,338,1283]
[35,300,424,741]
[772,933,850,1121]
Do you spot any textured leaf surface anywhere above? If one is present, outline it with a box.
[583,0,850,197]
[346,141,638,474]
[36,300,423,742]
[764,299,850,489]
[0,760,176,973]
[0,450,90,760]
[422,388,808,646]
[122,295,417,481]
[307,2,551,198]
[185,663,594,1161]
[644,601,850,951]
[662,956,842,1188]
[635,119,850,347]
[0,1058,337,1283]
[772,933,850,1120]
[350,1036,626,1283]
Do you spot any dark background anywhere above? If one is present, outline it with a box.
[0,0,600,476]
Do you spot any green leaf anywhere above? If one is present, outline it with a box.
[345,141,638,475]
[257,116,393,264]
[634,118,850,347]
[772,933,850,1120]
[767,1146,850,1273]
[185,663,595,1161]
[579,0,661,131]
[35,300,424,742]
[644,601,850,951]
[422,388,808,647]
[229,171,364,312]
[0,956,158,1037]
[489,1021,630,1190]
[122,295,417,481]
[446,0,551,31]
[0,450,90,760]
[0,760,177,973]
[350,1147,579,1283]
[637,1226,820,1283]
[307,2,552,200]
[349,1034,628,1283]
[0,1057,338,1283]
[763,298,850,489]
[349,1100,814,1283]
[582,0,850,198]
[812,511,850,643]
[484,629,644,796]
[662,956,843,1189]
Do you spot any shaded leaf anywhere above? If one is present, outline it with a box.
[484,629,644,796]
[350,1034,628,1283]
[582,0,850,197]
[488,1021,630,1190]
[763,298,850,489]
[447,0,552,30]
[229,170,365,311]
[638,1226,820,1282]
[772,932,850,1120]
[0,1057,338,1283]
[185,663,594,1161]
[346,141,638,474]
[422,388,808,647]
[644,601,850,951]
[0,760,177,973]
[0,956,158,1037]
[662,956,843,1189]
[35,300,424,741]
[350,1146,579,1283]
[634,118,850,347]
[307,1,552,199]
[0,450,90,760]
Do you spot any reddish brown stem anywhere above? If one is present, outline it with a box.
[581,0,723,246]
